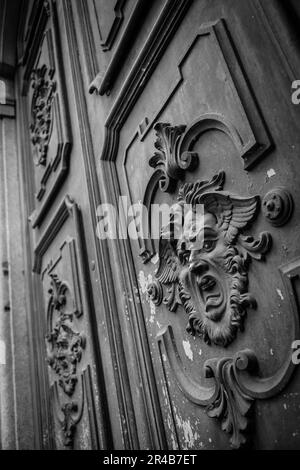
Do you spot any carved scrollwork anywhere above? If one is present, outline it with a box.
[46,274,86,397]
[204,354,255,448]
[51,379,84,449]
[30,65,56,166]
[46,272,86,448]
[149,122,198,193]
[158,326,261,448]
[149,171,271,347]
[145,118,297,449]
[159,318,300,448]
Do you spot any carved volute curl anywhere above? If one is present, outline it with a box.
[149,122,198,193]
[204,352,256,448]
[30,65,56,166]
[159,325,260,448]
[149,171,271,347]
[262,187,293,227]
[147,280,163,306]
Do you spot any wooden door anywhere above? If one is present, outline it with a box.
[17,0,300,450]
[17,0,113,450]
[87,0,300,450]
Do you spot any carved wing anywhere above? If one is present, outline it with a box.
[200,192,259,243]
[151,237,181,312]
[155,237,180,284]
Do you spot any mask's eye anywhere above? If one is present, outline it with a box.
[202,239,217,252]
[183,250,190,263]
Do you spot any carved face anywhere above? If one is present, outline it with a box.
[150,172,270,348]
[182,210,228,317]
[177,208,255,347]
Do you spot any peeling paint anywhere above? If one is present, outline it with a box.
[0,340,5,365]
[182,340,193,361]
[276,289,284,300]
[267,168,276,178]
[161,385,178,449]
[138,271,157,322]
[175,413,199,449]
[138,271,153,295]
[151,253,159,265]
[149,300,156,323]
[170,434,177,450]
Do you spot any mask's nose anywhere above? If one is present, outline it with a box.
[189,251,209,274]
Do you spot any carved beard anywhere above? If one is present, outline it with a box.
[179,245,257,347]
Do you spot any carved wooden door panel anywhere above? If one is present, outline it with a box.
[18,1,111,449]
[17,0,300,450]
[90,0,300,449]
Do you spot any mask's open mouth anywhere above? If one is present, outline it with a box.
[196,274,226,321]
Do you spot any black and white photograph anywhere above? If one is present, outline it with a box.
[0,0,300,455]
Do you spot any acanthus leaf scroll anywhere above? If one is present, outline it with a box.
[204,354,255,448]
[149,122,198,193]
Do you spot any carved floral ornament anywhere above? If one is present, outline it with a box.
[46,273,85,447]
[146,122,272,348]
[143,119,298,448]
[30,64,56,167]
